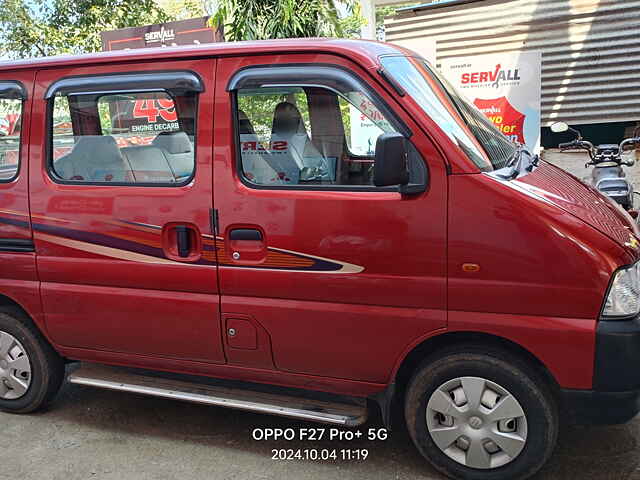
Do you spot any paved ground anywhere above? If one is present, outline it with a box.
[2,375,640,480]
[4,152,640,480]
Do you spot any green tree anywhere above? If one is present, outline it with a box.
[156,0,206,20]
[339,1,365,38]
[212,0,361,41]
[0,0,172,58]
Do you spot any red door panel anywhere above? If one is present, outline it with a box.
[42,284,221,362]
[0,71,43,329]
[213,54,448,382]
[223,295,444,382]
[226,317,257,350]
[30,59,224,363]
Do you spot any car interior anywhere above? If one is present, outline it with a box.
[237,86,379,187]
[51,92,195,184]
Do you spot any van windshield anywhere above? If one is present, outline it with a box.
[379,56,517,172]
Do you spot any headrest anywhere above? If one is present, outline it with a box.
[238,110,255,135]
[152,131,192,154]
[272,102,305,136]
[72,135,123,165]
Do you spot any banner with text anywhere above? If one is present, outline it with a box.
[441,51,542,153]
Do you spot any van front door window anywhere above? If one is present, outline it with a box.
[236,85,412,188]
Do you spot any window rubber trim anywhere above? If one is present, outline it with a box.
[44,71,204,99]
[0,81,27,100]
[227,63,411,138]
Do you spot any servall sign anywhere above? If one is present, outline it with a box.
[442,51,542,152]
[144,26,176,45]
[461,64,522,89]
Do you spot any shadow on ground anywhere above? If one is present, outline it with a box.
[1,379,640,480]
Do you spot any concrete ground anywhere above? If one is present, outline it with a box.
[4,151,640,480]
[2,377,640,480]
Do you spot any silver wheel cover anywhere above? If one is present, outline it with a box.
[426,376,528,469]
[0,331,32,400]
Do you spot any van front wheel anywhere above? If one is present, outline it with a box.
[405,350,558,480]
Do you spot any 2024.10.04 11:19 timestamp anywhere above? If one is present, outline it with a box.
[271,449,369,461]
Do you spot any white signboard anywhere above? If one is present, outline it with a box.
[349,107,381,156]
[441,51,542,153]
[390,38,437,64]
[347,92,392,156]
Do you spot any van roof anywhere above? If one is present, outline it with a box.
[0,38,408,72]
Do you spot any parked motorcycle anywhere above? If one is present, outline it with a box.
[551,121,640,217]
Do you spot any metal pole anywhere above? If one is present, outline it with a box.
[360,0,377,39]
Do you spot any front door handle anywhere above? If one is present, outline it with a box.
[226,225,266,263]
[229,228,263,242]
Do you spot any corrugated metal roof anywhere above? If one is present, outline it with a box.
[385,0,640,125]
[397,0,486,13]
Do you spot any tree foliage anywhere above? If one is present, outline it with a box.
[0,0,172,58]
[212,0,361,41]
[0,0,365,59]
[339,1,365,39]
[156,0,207,20]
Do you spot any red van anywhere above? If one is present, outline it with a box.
[0,39,637,480]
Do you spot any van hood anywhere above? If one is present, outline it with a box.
[513,161,640,256]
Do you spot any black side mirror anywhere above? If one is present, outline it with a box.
[374,133,409,187]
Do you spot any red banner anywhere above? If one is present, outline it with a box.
[473,96,526,144]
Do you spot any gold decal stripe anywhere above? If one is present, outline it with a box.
[269,246,365,274]
[35,233,179,265]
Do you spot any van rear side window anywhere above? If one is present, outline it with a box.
[50,90,196,185]
[0,98,22,182]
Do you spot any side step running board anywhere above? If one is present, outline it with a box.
[68,363,368,426]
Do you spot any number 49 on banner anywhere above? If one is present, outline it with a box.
[132,99,177,123]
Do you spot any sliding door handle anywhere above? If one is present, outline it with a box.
[161,222,201,262]
[175,225,191,258]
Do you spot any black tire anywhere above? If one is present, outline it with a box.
[0,307,65,413]
[405,347,558,480]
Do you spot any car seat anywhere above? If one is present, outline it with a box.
[270,102,328,181]
[151,131,194,180]
[237,110,291,185]
[53,135,132,182]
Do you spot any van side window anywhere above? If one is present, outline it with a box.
[0,98,23,181]
[50,91,196,184]
[236,86,422,188]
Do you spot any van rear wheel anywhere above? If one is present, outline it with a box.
[405,349,558,480]
[0,309,64,413]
